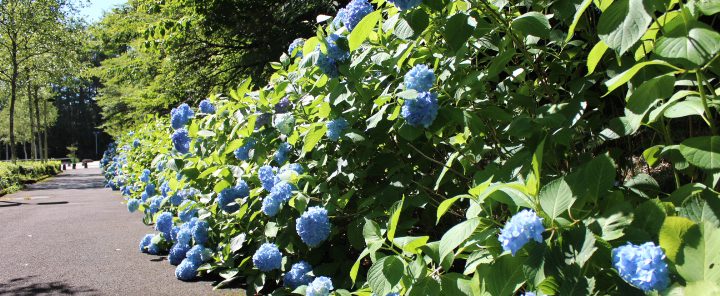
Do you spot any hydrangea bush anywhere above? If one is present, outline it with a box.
[103,1,720,295]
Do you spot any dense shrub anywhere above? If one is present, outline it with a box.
[0,161,61,194]
[103,0,720,295]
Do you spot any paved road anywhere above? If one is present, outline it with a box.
[0,166,239,295]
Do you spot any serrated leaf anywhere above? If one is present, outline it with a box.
[512,11,551,38]
[676,222,720,283]
[679,136,720,170]
[387,196,404,242]
[566,0,594,42]
[659,216,695,263]
[539,178,575,221]
[302,123,327,154]
[439,217,482,262]
[655,20,720,69]
[597,0,652,55]
[603,60,678,95]
[349,10,381,51]
[367,255,405,296]
[587,40,608,75]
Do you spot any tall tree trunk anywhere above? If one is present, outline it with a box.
[27,75,36,160]
[9,36,18,162]
[33,87,42,161]
[23,142,27,159]
[43,99,49,160]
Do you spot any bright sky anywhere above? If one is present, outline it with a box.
[79,0,127,23]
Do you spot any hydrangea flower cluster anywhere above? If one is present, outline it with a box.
[404,64,435,92]
[388,0,423,10]
[284,261,314,289]
[255,113,271,129]
[145,183,156,196]
[198,99,215,114]
[332,9,348,29]
[217,181,250,213]
[133,139,140,148]
[340,0,373,31]
[170,103,194,130]
[498,209,545,256]
[401,92,439,128]
[275,97,291,114]
[127,199,140,212]
[288,38,305,58]
[155,212,174,238]
[179,200,198,222]
[326,34,350,62]
[169,241,191,265]
[234,139,256,161]
[296,207,331,247]
[262,181,295,217]
[326,118,348,141]
[612,242,670,292]
[171,128,191,154]
[140,169,151,183]
[252,243,282,272]
[149,196,163,214]
[316,50,339,77]
[274,142,292,165]
[139,234,154,253]
[307,276,334,296]
[258,165,279,191]
[192,220,209,245]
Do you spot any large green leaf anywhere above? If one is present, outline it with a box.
[654,20,720,69]
[676,222,720,283]
[603,60,678,95]
[565,154,616,206]
[443,13,475,51]
[539,178,574,221]
[659,216,696,263]
[679,136,720,170]
[597,0,653,55]
[348,10,381,51]
[586,40,608,75]
[387,196,404,242]
[511,11,551,38]
[566,0,594,42]
[476,255,526,295]
[439,217,482,261]
[302,123,327,154]
[622,75,676,134]
[367,255,405,296]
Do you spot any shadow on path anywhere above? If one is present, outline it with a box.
[0,276,97,296]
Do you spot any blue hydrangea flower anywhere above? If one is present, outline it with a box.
[258,165,277,191]
[217,182,250,213]
[271,181,295,202]
[198,99,216,114]
[122,186,132,196]
[155,212,174,237]
[296,206,331,247]
[127,199,140,213]
[149,196,162,214]
[171,103,194,130]
[170,226,180,242]
[179,200,198,222]
[253,243,282,272]
[192,220,209,245]
[388,0,422,10]
[280,163,304,175]
[186,245,212,265]
[307,276,334,296]
[169,194,183,206]
[326,118,348,141]
[255,113,271,129]
[522,293,537,296]
[171,128,191,154]
[612,242,670,292]
[401,92,439,128]
[139,234,154,253]
[147,242,161,255]
[274,142,292,165]
[275,97,292,113]
[262,194,283,217]
[234,139,256,161]
[316,48,339,77]
[333,9,348,29]
[498,209,544,256]
[404,64,435,92]
[140,192,149,202]
[169,243,191,265]
[284,261,314,289]
[145,183,156,196]
[326,33,350,62]
[175,259,199,281]
[176,227,192,245]
[133,139,140,148]
[341,0,373,31]
[140,169,151,183]
[160,181,170,197]
[288,38,305,58]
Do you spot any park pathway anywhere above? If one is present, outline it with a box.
[0,164,237,295]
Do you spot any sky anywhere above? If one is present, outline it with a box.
[79,0,127,23]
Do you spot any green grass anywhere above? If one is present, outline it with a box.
[0,160,61,196]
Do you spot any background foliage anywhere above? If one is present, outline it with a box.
[103,0,720,295]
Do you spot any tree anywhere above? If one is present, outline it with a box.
[0,0,79,161]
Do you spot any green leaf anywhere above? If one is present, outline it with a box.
[654,20,720,69]
[511,11,551,39]
[367,255,405,296]
[643,145,664,167]
[587,41,608,75]
[659,216,696,263]
[437,195,466,224]
[443,13,475,51]
[476,255,526,295]
[676,222,720,283]
[595,204,633,241]
[566,0,594,42]
[526,137,546,197]
[348,10,381,51]
[440,273,475,296]
[302,123,327,154]
[230,233,246,253]
[350,248,370,285]
[696,0,720,15]
[366,105,388,130]
[684,280,720,295]
[597,0,653,55]
[679,136,720,170]
[539,178,575,221]
[439,217,482,262]
[434,151,459,191]
[408,276,441,296]
[680,195,720,227]
[664,98,707,119]
[387,196,404,242]
[363,218,384,246]
[623,75,676,134]
[392,236,429,254]
[603,60,678,95]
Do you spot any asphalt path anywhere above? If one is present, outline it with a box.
[0,165,238,295]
